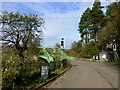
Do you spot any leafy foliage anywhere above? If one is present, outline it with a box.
[69,41,99,58]
[89,0,105,41]
[1,11,44,58]
[69,40,82,57]
[98,2,120,57]
[72,1,120,60]
[78,8,91,44]
[78,0,104,43]
[2,47,41,89]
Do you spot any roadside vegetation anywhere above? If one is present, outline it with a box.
[1,11,44,89]
[2,46,42,88]
[2,46,70,89]
[68,0,120,62]
[1,0,120,89]
[1,11,70,89]
[105,62,120,66]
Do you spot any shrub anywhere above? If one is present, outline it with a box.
[2,47,41,89]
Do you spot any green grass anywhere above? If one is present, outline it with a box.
[20,66,65,89]
[105,62,120,66]
[26,77,46,87]
[19,73,46,89]
[51,67,64,75]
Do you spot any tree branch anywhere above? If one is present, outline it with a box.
[2,39,16,44]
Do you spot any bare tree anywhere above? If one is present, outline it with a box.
[0,11,44,58]
[55,43,60,48]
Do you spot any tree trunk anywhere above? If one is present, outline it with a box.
[85,34,88,45]
[15,43,27,68]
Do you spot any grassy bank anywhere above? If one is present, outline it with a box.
[105,62,120,66]
[25,66,69,89]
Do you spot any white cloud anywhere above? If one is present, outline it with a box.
[42,2,95,48]
[1,2,110,49]
[43,10,82,48]
[44,10,80,37]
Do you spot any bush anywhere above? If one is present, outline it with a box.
[2,47,41,89]
[82,55,92,58]
[79,41,99,58]
[62,59,70,68]
[2,54,21,89]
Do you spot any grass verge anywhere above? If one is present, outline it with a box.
[105,62,120,66]
[24,66,66,89]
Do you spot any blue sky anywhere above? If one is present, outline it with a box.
[1,1,110,49]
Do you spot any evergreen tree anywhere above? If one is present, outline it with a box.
[90,0,104,42]
[78,8,91,45]
[106,2,120,18]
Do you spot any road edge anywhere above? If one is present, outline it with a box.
[31,65,72,90]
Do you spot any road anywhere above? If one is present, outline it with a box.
[47,60,119,89]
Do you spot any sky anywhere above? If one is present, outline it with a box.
[1,1,110,49]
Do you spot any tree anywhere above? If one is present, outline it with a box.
[98,2,120,58]
[90,0,105,42]
[55,43,60,48]
[78,0,105,43]
[1,11,44,58]
[71,40,82,57]
[78,8,91,45]
[106,2,120,18]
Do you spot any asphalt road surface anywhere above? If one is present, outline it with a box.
[47,60,119,89]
